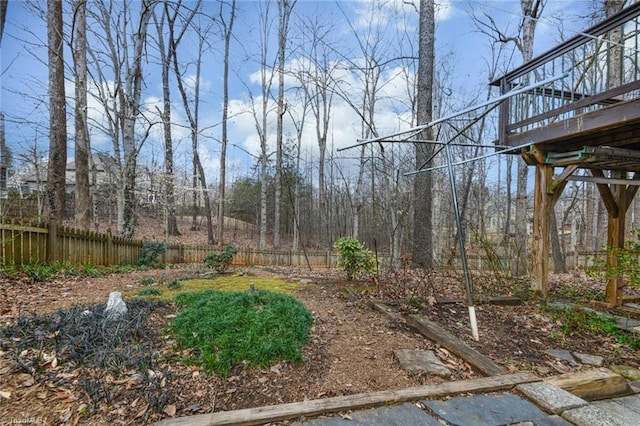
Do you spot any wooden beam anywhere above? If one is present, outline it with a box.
[626,171,640,210]
[591,169,619,217]
[504,98,640,148]
[545,368,632,401]
[154,372,539,426]
[406,315,507,376]
[549,165,578,195]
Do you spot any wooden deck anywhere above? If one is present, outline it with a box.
[491,3,640,305]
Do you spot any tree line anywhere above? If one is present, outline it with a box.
[1,0,635,274]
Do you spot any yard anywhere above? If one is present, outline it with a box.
[1,264,639,425]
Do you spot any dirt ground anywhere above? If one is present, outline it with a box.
[1,265,639,425]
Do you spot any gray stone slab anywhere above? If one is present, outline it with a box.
[573,352,604,367]
[594,394,640,418]
[544,349,578,366]
[292,402,440,426]
[422,392,552,425]
[510,416,572,426]
[616,317,640,330]
[394,349,451,377]
[517,381,587,414]
[562,405,630,426]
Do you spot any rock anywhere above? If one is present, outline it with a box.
[105,291,127,319]
[544,349,578,366]
[573,352,604,367]
[610,365,640,381]
[394,349,451,378]
[299,279,313,285]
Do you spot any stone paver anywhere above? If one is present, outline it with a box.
[517,381,587,414]
[573,352,604,367]
[562,404,630,426]
[393,349,451,377]
[292,402,440,426]
[592,394,640,422]
[422,392,570,425]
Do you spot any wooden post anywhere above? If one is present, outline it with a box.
[47,221,58,263]
[106,228,113,266]
[531,165,552,298]
[606,180,627,306]
[531,163,568,299]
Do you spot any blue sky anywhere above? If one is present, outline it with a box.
[0,0,599,186]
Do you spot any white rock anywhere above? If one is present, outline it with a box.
[105,291,128,319]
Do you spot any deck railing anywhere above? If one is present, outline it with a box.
[492,3,640,141]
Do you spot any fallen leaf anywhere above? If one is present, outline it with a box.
[0,390,10,399]
[135,403,149,418]
[163,404,177,416]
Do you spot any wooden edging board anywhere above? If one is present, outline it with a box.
[406,314,507,376]
[154,372,538,426]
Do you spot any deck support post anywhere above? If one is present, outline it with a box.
[531,162,568,299]
[593,170,630,306]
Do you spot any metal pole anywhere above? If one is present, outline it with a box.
[338,72,569,152]
[444,142,479,341]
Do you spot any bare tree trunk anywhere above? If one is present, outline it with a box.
[512,0,544,276]
[274,0,295,248]
[73,0,92,230]
[218,0,236,246]
[46,0,67,225]
[154,2,191,237]
[119,0,154,238]
[412,0,435,268]
[170,6,214,245]
[0,0,7,46]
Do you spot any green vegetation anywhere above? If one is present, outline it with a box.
[2,261,114,283]
[333,237,378,280]
[138,242,166,267]
[127,275,302,302]
[166,279,183,290]
[168,289,313,376]
[587,229,640,288]
[139,276,157,286]
[545,306,640,349]
[138,287,162,296]
[203,245,238,273]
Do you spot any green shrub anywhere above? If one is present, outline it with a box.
[169,289,313,376]
[139,277,157,286]
[587,229,640,288]
[138,242,166,267]
[333,237,378,280]
[204,245,238,273]
[167,280,183,290]
[138,288,161,296]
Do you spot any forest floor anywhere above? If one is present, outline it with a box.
[1,262,639,425]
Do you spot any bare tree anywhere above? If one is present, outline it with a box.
[152,0,198,238]
[171,12,215,245]
[73,0,92,230]
[46,0,67,225]
[0,0,7,46]
[472,0,546,275]
[297,13,337,248]
[218,0,236,246]
[413,0,435,267]
[249,0,278,249]
[88,0,157,237]
[273,0,296,248]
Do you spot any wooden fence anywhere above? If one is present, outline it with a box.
[0,219,604,271]
[0,220,338,268]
